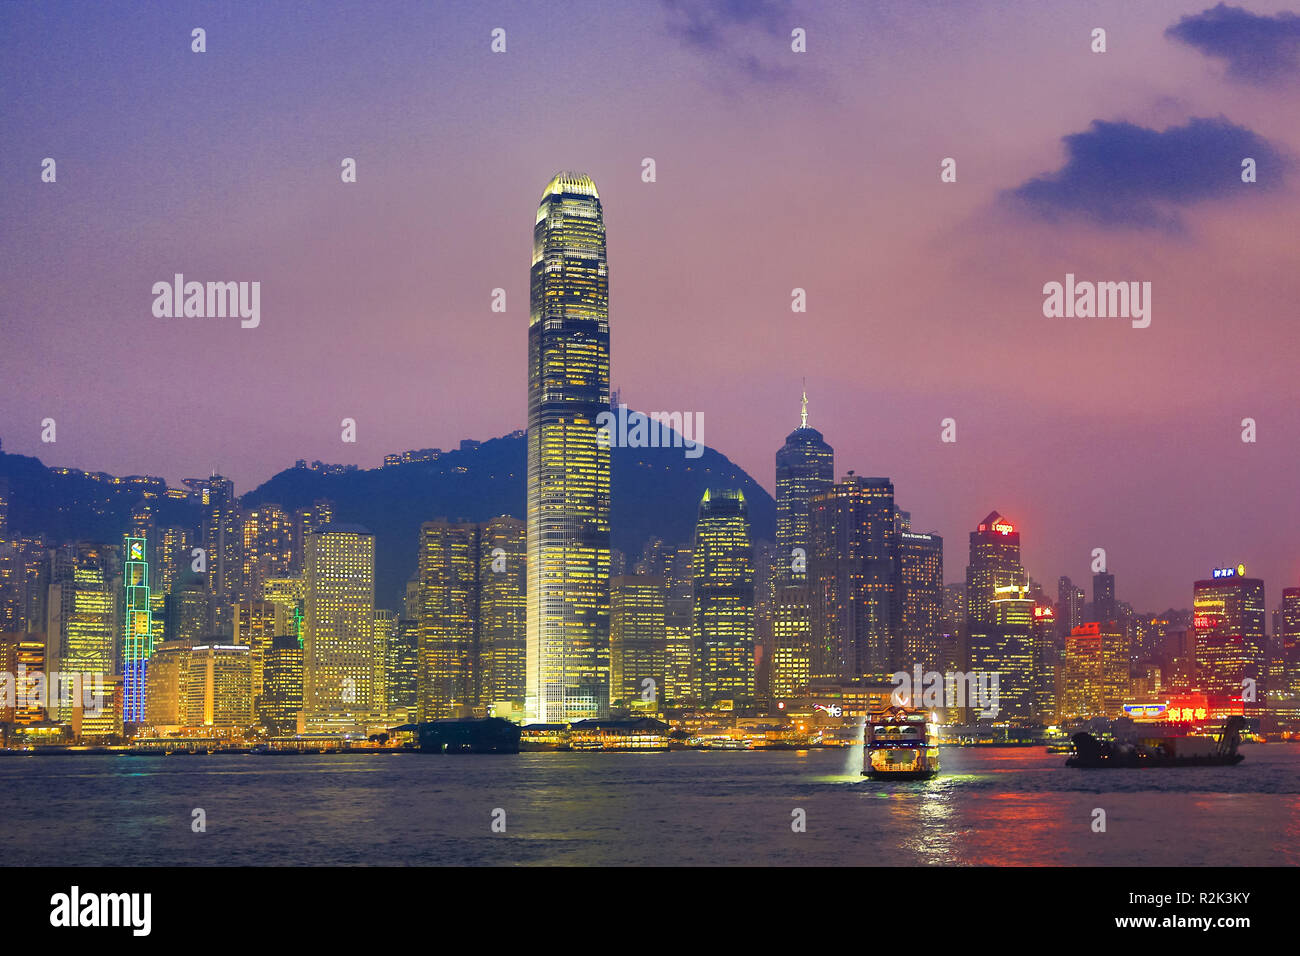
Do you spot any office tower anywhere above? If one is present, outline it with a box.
[121,535,153,724]
[260,634,304,735]
[291,500,334,574]
[156,526,192,597]
[1098,620,1132,714]
[416,520,479,721]
[526,171,611,723]
[478,516,526,711]
[371,609,396,722]
[692,489,756,705]
[0,477,8,538]
[0,632,45,723]
[233,599,287,709]
[663,546,695,705]
[1193,567,1265,710]
[1030,605,1058,721]
[809,474,897,681]
[610,575,668,711]
[752,540,781,708]
[895,530,944,672]
[240,504,294,600]
[1093,570,1116,624]
[184,644,253,729]
[1057,623,1128,721]
[771,583,812,700]
[965,512,1034,723]
[386,619,419,723]
[1059,624,1106,720]
[45,543,117,724]
[303,525,374,732]
[774,391,834,585]
[200,476,241,624]
[145,639,192,727]
[165,578,211,645]
[1057,576,1085,639]
[262,576,305,644]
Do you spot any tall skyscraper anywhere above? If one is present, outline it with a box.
[478,516,526,711]
[45,542,117,725]
[416,520,479,721]
[662,546,695,705]
[609,575,667,711]
[1193,567,1265,710]
[809,474,897,681]
[774,391,834,585]
[895,530,944,672]
[260,634,304,735]
[303,525,374,732]
[770,582,812,700]
[121,535,153,724]
[1093,570,1116,624]
[965,512,1034,723]
[1057,575,1085,638]
[526,171,611,723]
[692,490,756,705]
[200,475,241,627]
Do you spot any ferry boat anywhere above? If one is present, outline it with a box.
[862,706,940,780]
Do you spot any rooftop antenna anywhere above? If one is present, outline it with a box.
[800,379,809,429]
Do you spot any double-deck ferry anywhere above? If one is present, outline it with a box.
[862,706,940,780]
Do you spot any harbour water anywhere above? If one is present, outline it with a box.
[3,743,1297,866]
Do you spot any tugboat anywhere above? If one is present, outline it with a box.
[1066,716,1245,768]
[862,706,940,780]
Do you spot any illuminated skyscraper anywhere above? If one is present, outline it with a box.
[610,575,667,711]
[241,504,294,599]
[809,475,897,680]
[663,546,695,705]
[303,525,374,732]
[965,512,1034,723]
[526,171,611,723]
[770,583,812,700]
[233,599,287,709]
[372,609,397,722]
[478,516,526,710]
[416,520,479,721]
[45,543,117,724]
[121,535,152,724]
[692,489,756,704]
[184,643,253,729]
[200,476,241,627]
[260,634,304,735]
[895,530,943,672]
[775,391,834,585]
[1193,567,1265,710]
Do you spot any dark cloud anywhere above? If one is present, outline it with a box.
[1166,3,1300,83]
[661,0,798,83]
[1003,117,1286,230]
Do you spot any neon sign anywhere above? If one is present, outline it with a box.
[1194,616,1217,629]
[1212,564,1246,579]
[813,704,843,718]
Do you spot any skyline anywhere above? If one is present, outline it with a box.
[3,0,1299,613]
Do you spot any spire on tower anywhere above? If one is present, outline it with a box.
[800,380,809,429]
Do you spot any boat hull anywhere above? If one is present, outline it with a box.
[862,768,939,780]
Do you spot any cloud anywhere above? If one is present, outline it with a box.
[1003,117,1286,230]
[661,0,799,84]
[1166,3,1300,83]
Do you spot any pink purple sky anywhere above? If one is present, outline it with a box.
[2,0,1298,610]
